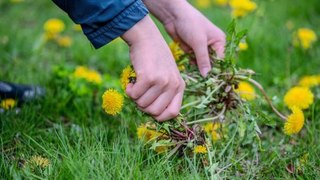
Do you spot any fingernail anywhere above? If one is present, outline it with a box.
[201,68,210,77]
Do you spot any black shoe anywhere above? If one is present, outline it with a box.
[0,81,45,103]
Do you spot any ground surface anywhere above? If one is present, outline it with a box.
[1,0,320,179]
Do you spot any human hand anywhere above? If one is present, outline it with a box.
[143,0,226,77]
[122,15,185,122]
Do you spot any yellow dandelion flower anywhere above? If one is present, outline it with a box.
[43,18,65,34]
[102,89,124,116]
[29,155,50,168]
[155,146,168,154]
[298,75,319,88]
[195,0,211,9]
[120,65,136,90]
[137,125,149,140]
[149,130,164,140]
[284,107,305,135]
[211,131,221,141]
[317,75,320,83]
[293,28,317,49]
[86,71,102,84]
[137,124,164,141]
[204,123,221,141]
[204,123,213,133]
[214,0,229,6]
[73,66,88,77]
[229,0,257,18]
[239,42,248,51]
[204,123,220,133]
[1,99,16,110]
[73,24,82,31]
[169,42,184,61]
[56,36,72,47]
[284,86,314,109]
[234,81,256,101]
[193,145,207,154]
[73,66,102,85]
[178,65,186,71]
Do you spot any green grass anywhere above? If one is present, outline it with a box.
[1,0,320,178]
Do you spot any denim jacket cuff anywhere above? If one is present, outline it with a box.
[85,0,149,49]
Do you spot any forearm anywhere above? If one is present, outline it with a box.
[142,0,188,24]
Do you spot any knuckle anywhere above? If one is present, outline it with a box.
[135,71,143,78]
[143,76,155,84]
[174,82,180,91]
[146,107,162,116]
[167,77,185,92]
[169,77,180,90]
[153,109,163,116]
[143,108,151,115]
[130,92,139,100]
[136,100,147,108]
[159,77,169,87]
[167,109,179,118]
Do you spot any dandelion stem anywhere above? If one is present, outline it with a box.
[181,74,198,83]
[197,82,226,108]
[181,100,202,110]
[171,129,187,138]
[186,106,226,125]
[167,143,183,159]
[205,144,215,180]
[235,75,287,121]
[182,122,196,138]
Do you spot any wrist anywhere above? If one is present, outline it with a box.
[143,0,188,24]
[121,15,162,46]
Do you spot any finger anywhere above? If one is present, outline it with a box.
[154,91,184,122]
[126,83,133,90]
[142,89,178,117]
[135,85,163,108]
[209,30,226,59]
[179,42,192,53]
[210,39,226,59]
[165,23,191,52]
[126,79,151,100]
[192,40,211,77]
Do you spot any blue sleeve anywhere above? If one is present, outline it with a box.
[52,0,149,49]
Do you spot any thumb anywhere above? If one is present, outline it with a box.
[193,42,211,77]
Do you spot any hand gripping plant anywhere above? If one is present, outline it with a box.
[118,21,293,164]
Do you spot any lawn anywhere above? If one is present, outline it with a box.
[1,0,320,179]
